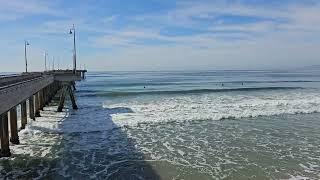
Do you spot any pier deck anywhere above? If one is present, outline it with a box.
[0,70,87,157]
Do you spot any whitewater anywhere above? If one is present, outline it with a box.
[105,88,320,127]
[1,70,320,179]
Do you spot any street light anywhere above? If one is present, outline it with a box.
[52,56,55,71]
[44,51,48,71]
[57,56,60,70]
[24,41,30,73]
[69,24,77,74]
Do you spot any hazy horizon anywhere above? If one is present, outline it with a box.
[2,64,320,74]
[1,0,320,72]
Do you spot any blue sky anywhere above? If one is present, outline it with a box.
[0,0,320,72]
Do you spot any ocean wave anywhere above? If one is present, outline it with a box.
[103,90,320,127]
[79,80,319,89]
[80,87,302,97]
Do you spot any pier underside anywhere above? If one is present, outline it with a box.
[0,70,86,157]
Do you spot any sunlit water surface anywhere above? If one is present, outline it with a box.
[1,70,320,179]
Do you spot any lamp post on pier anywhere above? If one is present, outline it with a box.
[52,56,55,71]
[44,51,48,71]
[69,24,77,74]
[24,41,30,73]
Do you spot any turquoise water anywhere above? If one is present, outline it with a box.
[1,70,320,179]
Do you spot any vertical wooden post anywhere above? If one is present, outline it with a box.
[57,86,66,112]
[72,81,76,91]
[29,96,35,120]
[48,84,52,103]
[44,87,49,105]
[54,82,57,94]
[21,101,27,129]
[56,82,60,94]
[68,85,78,110]
[57,82,78,112]
[0,113,11,157]
[35,93,41,117]
[42,89,45,107]
[39,90,44,110]
[9,107,19,144]
[43,87,46,105]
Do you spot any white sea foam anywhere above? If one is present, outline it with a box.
[287,175,310,180]
[10,105,67,157]
[3,91,319,179]
[103,90,320,127]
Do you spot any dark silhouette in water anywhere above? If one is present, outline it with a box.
[0,90,160,180]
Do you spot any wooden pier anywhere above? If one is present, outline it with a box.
[0,70,86,157]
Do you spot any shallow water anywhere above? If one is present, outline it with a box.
[1,70,320,179]
[126,113,320,179]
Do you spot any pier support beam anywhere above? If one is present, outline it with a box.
[69,84,78,110]
[39,90,44,110]
[71,81,76,91]
[0,113,11,157]
[47,84,53,103]
[44,87,49,105]
[29,96,35,120]
[21,101,27,129]
[35,93,41,117]
[57,86,66,112]
[57,82,78,112]
[9,107,19,144]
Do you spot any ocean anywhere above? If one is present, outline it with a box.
[1,70,320,179]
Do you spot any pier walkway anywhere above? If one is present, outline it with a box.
[0,70,87,157]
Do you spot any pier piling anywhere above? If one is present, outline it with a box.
[0,69,86,157]
[0,113,11,157]
[57,82,78,112]
[29,96,35,120]
[47,85,53,103]
[68,85,78,110]
[21,101,27,129]
[44,87,49,105]
[35,93,41,117]
[57,86,66,112]
[39,90,44,110]
[9,107,19,144]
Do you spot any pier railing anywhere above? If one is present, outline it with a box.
[0,75,54,115]
[0,70,86,157]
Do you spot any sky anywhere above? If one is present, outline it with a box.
[0,0,320,72]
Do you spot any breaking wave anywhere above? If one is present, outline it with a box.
[103,89,320,127]
[80,87,302,97]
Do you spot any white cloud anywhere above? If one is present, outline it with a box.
[85,29,320,71]
[91,0,320,45]
[102,15,118,23]
[83,1,320,71]
[1,0,320,72]
[0,0,61,21]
